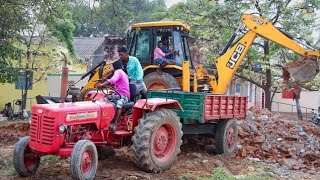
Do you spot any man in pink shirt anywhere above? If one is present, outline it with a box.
[98,60,130,131]
[154,41,176,73]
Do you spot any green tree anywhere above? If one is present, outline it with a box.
[168,0,320,111]
[70,0,167,37]
[0,0,75,117]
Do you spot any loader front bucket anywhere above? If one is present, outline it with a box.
[283,57,319,83]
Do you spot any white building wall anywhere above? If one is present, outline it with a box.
[272,91,320,112]
[47,74,89,97]
[228,79,264,109]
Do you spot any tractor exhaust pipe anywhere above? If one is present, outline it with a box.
[60,52,68,103]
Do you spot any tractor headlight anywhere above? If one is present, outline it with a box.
[58,124,67,133]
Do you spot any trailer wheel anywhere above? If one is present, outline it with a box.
[215,119,238,155]
[132,108,183,173]
[13,136,40,177]
[144,72,180,90]
[79,88,96,101]
[70,140,98,180]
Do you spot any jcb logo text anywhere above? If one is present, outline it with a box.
[226,44,245,69]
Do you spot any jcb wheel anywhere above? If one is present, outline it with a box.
[132,108,183,173]
[215,119,238,155]
[79,88,96,101]
[13,136,41,177]
[144,72,180,90]
[70,140,98,180]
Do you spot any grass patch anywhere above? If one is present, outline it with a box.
[0,157,16,176]
[41,155,60,164]
[180,167,276,180]
[179,173,196,180]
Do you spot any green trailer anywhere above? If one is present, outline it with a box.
[148,90,247,155]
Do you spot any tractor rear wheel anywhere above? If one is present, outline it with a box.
[131,108,183,173]
[70,140,98,180]
[215,119,238,155]
[13,136,41,177]
[144,72,180,90]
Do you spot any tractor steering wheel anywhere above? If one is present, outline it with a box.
[94,79,121,100]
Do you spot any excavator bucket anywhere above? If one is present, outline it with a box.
[283,57,319,83]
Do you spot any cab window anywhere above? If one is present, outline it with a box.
[134,29,150,66]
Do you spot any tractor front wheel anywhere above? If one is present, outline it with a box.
[13,136,41,177]
[215,119,238,155]
[70,140,98,180]
[132,108,183,173]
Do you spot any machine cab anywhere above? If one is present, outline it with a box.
[127,21,193,68]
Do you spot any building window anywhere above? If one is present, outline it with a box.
[236,83,241,93]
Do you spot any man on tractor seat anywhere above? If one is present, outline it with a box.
[117,46,148,99]
[97,60,130,132]
[154,40,176,74]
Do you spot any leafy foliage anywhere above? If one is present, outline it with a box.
[0,0,73,84]
[51,19,76,57]
[167,0,320,109]
[70,0,167,37]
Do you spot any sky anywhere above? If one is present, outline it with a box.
[165,0,185,7]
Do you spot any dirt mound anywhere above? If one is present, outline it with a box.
[236,108,320,172]
[0,121,29,145]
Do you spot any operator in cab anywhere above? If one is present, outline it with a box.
[161,36,174,60]
[154,40,175,74]
[117,46,148,99]
[97,60,130,132]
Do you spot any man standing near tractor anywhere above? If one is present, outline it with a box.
[117,46,148,99]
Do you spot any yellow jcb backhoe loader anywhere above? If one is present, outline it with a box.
[77,14,319,100]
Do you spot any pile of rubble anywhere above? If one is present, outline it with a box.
[236,106,320,172]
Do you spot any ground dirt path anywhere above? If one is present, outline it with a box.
[0,120,319,180]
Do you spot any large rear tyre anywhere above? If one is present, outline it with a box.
[215,119,238,155]
[144,72,180,90]
[13,136,41,177]
[132,108,183,173]
[70,140,98,180]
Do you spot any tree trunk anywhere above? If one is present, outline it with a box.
[264,68,272,110]
[295,85,303,120]
[22,50,30,119]
[295,98,303,120]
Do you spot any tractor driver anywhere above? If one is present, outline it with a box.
[98,60,130,132]
[117,46,148,99]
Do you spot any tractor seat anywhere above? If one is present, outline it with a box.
[123,83,139,109]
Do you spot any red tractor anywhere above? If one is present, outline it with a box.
[13,84,247,180]
[13,85,183,179]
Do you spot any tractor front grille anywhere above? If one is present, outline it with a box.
[30,114,55,145]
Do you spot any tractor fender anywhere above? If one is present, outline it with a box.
[134,98,183,112]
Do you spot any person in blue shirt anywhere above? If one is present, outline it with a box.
[117,47,148,99]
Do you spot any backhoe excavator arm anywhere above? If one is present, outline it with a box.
[211,14,320,94]
[80,60,115,93]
